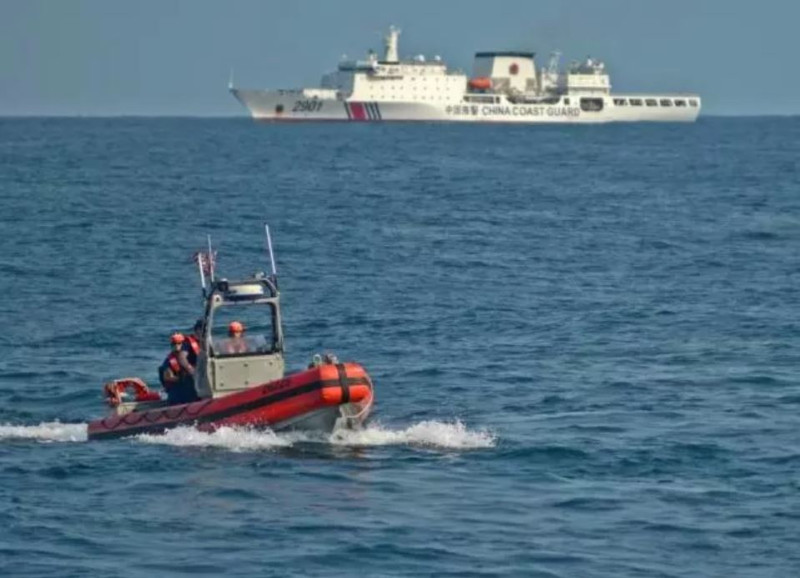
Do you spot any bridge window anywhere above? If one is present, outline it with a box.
[645,99,657,107]
[674,99,687,107]
[689,99,699,107]
[613,98,628,106]
[630,99,643,106]
[660,99,673,107]
[580,97,604,112]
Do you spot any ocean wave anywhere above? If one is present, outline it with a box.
[0,421,88,442]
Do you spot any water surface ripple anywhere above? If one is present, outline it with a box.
[1,118,799,577]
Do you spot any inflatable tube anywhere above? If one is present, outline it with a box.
[88,363,373,440]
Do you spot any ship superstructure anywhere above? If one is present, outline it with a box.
[231,27,700,123]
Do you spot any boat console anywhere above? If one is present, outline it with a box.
[195,276,286,398]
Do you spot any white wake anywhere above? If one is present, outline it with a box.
[136,425,292,451]
[0,422,88,443]
[136,420,495,452]
[327,420,496,449]
[0,419,496,452]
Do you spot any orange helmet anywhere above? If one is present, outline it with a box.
[170,333,185,345]
[228,321,244,335]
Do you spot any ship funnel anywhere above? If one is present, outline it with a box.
[384,26,400,63]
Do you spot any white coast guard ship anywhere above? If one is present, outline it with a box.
[231,27,700,123]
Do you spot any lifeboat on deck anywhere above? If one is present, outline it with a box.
[468,77,492,91]
[87,227,374,441]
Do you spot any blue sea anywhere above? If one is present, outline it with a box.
[0,117,798,577]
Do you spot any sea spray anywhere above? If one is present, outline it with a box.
[136,425,292,452]
[135,420,496,452]
[0,422,88,443]
[328,420,496,449]
[0,420,496,452]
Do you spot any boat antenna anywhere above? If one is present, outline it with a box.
[264,224,277,279]
[195,251,207,294]
[228,68,235,91]
[207,234,216,283]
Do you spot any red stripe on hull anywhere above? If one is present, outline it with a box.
[349,102,367,121]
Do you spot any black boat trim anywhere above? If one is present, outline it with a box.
[336,363,350,404]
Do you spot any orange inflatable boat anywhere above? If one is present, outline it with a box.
[87,228,375,441]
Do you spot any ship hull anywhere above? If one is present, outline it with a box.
[232,89,700,124]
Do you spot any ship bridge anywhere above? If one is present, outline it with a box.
[564,57,611,95]
[320,26,467,103]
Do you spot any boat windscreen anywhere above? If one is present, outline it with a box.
[209,305,278,357]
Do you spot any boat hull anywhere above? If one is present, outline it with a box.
[232,89,701,124]
[87,363,373,441]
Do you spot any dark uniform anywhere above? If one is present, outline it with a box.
[159,349,199,405]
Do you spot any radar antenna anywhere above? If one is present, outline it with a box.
[384,26,401,63]
[547,51,561,76]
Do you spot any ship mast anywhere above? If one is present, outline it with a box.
[539,51,561,94]
[384,26,400,63]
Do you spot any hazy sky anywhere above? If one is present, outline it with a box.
[1,0,797,116]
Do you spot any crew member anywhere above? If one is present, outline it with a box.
[159,333,200,404]
[158,333,183,389]
[224,321,248,355]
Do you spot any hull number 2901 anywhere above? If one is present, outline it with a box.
[292,100,323,112]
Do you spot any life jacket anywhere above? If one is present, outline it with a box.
[184,335,201,366]
[158,352,186,388]
[167,352,182,374]
[186,336,200,355]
